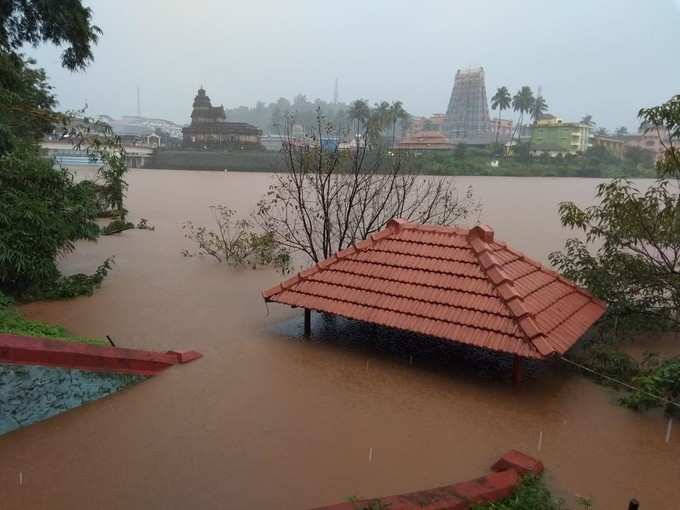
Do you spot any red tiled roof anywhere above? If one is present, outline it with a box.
[262,219,607,359]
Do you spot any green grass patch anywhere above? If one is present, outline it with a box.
[472,475,582,510]
[0,293,106,346]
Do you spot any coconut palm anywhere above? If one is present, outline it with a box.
[348,99,370,135]
[581,114,595,127]
[615,126,629,137]
[530,96,549,125]
[511,86,535,144]
[491,86,512,146]
[389,101,407,147]
[527,95,549,155]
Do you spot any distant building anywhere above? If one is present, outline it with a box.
[261,134,284,152]
[429,113,447,131]
[530,117,592,156]
[396,131,454,151]
[443,67,493,145]
[622,127,673,161]
[592,136,625,159]
[489,118,513,143]
[145,132,161,148]
[182,87,262,148]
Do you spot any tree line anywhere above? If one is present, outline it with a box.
[225,95,411,143]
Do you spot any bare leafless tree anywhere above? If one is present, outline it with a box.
[255,110,480,263]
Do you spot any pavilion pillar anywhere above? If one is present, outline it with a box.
[512,355,524,385]
[304,309,311,338]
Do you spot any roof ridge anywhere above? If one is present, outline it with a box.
[467,232,557,358]
[400,222,469,237]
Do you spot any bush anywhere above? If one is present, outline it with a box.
[0,145,101,297]
[182,206,291,273]
[620,357,680,417]
[472,476,568,510]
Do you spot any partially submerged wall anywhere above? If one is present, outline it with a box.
[0,334,201,436]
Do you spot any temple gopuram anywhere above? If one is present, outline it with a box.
[182,87,262,149]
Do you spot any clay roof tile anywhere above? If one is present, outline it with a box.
[262,220,607,359]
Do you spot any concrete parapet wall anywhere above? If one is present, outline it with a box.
[0,334,201,375]
[311,450,543,510]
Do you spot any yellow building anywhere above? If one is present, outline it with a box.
[592,136,625,159]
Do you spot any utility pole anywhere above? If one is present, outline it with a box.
[136,86,141,117]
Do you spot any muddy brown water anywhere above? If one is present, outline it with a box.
[1,170,679,509]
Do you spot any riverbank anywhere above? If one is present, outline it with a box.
[143,148,657,178]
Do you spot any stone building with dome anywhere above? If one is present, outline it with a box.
[182,87,262,149]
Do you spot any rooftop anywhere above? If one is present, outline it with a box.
[263,220,606,359]
[397,131,453,150]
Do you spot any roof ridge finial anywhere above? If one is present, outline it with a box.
[387,218,408,232]
[467,224,494,243]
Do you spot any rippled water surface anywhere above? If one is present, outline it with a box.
[1,170,677,509]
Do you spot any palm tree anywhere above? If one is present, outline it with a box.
[348,99,370,136]
[490,86,512,146]
[374,101,391,128]
[511,86,535,145]
[581,114,595,127]
[389,101,407,147]
[615,126,629,137]
[530,96,548,125]
[527,96,548,155]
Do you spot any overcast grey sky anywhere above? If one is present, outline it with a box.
[30,0,680,130]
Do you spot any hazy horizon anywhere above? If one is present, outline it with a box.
[28,0,680,131]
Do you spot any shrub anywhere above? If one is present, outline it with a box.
[182,206,291,273]
[0,145,101,297]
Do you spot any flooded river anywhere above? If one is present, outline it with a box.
[1,170,678,509]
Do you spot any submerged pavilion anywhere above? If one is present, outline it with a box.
[262,219,606,379]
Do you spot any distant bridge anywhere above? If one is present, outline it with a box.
[41,141,154,168]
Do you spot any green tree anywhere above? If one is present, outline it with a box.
[0,52,56,154]
[491,86,512,146]
[615,126,629,137]
[638,94,680,177]
[348,99,370,136]
[0,0,112,299]
[530,96,549,125]
[0,146,101,296]
[511,86,535,145]
[527,95,549,155]
[389,101,407,147]
[581,114,595,127]
[550,95,680,335]
[0,0,100,71]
